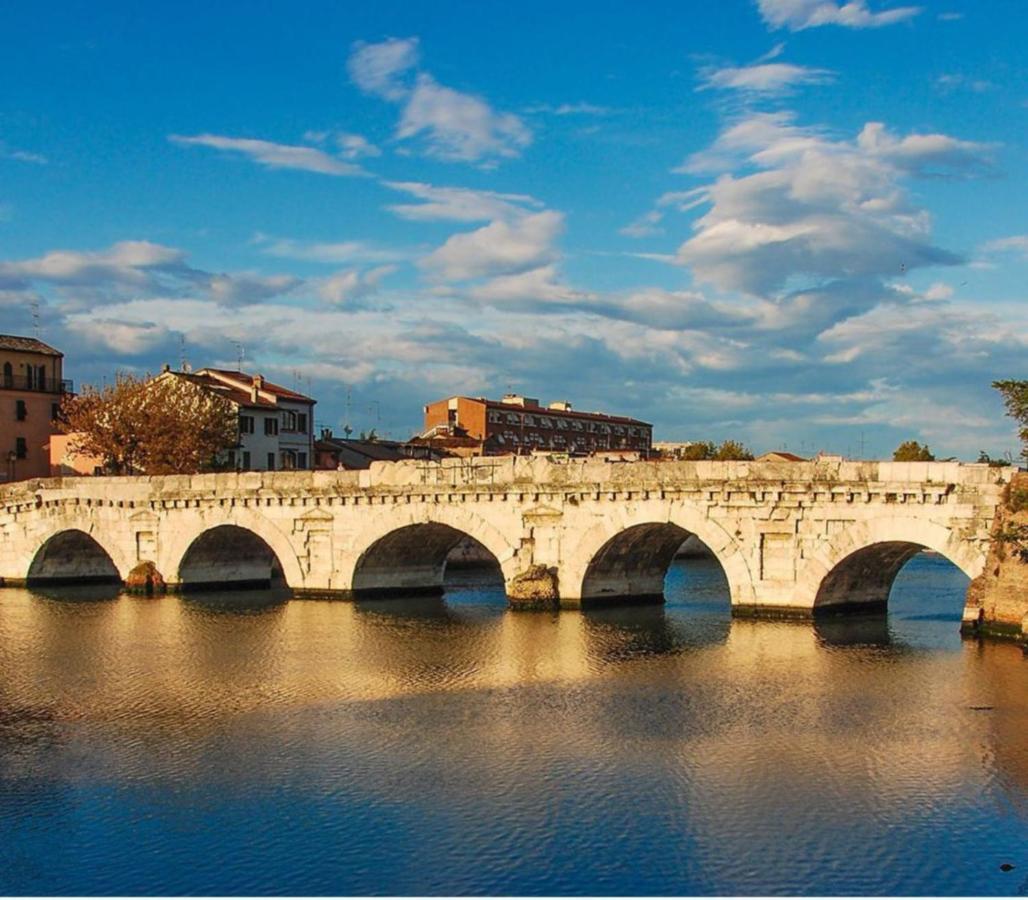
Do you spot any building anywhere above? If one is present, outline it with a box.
[165,368,315,471]
[756,451,808,463]
[314,429,447,470]
[422,394,653,456]
[1,334,73,482]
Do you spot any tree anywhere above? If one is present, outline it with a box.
[992,380,1028,462]
[893,440,935,462]
[680,441,716,460]
[60,373,238,475]
[712,439,754,461]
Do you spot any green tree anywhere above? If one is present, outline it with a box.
[712,440,755,461]
[679,441,716,460]
[893,440,935,462]
[992,380,1028,462]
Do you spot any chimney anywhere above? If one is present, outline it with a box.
[251,374,263,403]
[161,363,171,373]
[548,400,572,411]
[321,427,332,440]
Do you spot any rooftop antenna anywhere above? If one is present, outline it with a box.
[179,334,188,372]
[30,298,40,338]
[232,341,244,371]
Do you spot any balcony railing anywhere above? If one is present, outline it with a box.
[0,375,73,394]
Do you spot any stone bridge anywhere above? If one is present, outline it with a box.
[0,456,1015,628]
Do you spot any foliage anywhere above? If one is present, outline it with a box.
[977,451,1010,467]
[892,440,935,462]
[995,522,1028,563]
[991,380,1028,462]
[679,441,716,460]
[61,373,238,475]
[674,440,753,461]
[712,439,755,461]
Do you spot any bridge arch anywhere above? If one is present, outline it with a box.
[799,517,985,614]
[347,505,519,598]
[161,509,305,592]
[563,504,755,609]
[26,528,124,586]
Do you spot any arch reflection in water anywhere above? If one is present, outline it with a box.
[26,529,121,586]
[351,524,505,602]
[177,525,287,592]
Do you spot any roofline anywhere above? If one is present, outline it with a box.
[431,395,652,428]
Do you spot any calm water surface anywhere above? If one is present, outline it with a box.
[1,554,1026,895]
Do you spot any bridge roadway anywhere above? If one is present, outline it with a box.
[0,456,1015,627]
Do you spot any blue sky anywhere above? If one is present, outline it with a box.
[2,0,1026,458]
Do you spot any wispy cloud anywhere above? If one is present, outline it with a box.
[756,0,921,30]
[699,61,835,94]
[169,134,367,176]
[348,37,531,165]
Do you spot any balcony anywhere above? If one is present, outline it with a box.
[0,375,74,394]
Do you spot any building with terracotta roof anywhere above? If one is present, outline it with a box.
[1,334,73,481]
[422,394,653,456]
[162,367,315,471]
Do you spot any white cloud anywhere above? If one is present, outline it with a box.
[756,0,921,30]
[169,134,366,176]
[524,102,613,116]
[347,37,420,101]
[254,234,408,264]
[981,234,1028,256]
[317,265,396,306]
[335,132,381,159]
[420,210,563,281]
[66,318,172,355]
[208,273,302,307]
[384,181,542,222]
[348,39,531,165]
[0,143,47,164]
[0,240,301,308]
[671,112,992,295]
[467,264,594,306]
[0,241,189,288]
[700,62,835,94]
[397,74,532,164]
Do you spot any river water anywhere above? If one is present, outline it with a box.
[0,554,1026,896]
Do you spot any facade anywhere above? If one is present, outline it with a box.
[422,394,653,456]
[166,368,315,471]
[0,335,72,482]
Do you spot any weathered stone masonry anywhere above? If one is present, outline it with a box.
[0,457,1019,634]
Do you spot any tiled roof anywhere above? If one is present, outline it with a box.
[0,334,62,356]
[170,372,279,410]
[200,368,314,403]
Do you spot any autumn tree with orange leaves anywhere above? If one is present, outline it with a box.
[60,373,238,475]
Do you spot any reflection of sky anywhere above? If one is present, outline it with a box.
[0,556,1025,895]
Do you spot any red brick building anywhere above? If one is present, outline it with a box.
[422,394,653,456]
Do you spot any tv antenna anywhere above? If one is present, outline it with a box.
[231,341,244,371]
[30,298,40,338]
[179,334,189,372]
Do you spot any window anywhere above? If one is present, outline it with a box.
[242,451,251,469]
[488,410,501,424]
[297,413,308,434]
[297,451,307,469]
[15,400,26,421]
[264,417,278,436]
[239,415,255,434]
[37,366,46,391]
[51,403,59,421]
[226,449,236,467]
[280,450,297,470]
[267,452,275,470]
[2,363,11,387]
[15,437,27,459]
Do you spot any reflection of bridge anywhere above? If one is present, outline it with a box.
[0,457,1013,625]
